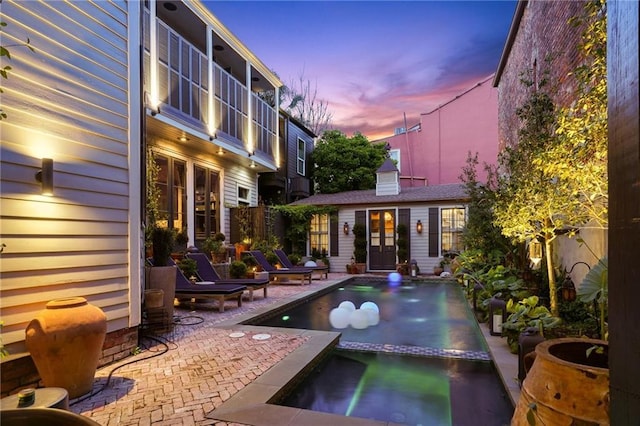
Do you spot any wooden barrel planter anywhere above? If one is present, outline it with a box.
[512,337,609,425]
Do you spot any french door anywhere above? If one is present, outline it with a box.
[368,209,397,270]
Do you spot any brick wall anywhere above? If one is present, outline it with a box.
[496,0,587,149]
[1,327,138,397]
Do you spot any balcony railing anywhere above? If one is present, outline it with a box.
[144,9,277,159]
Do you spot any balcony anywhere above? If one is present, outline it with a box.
[290,176,311,199]
[143,1,278,161]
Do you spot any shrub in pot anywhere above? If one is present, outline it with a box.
[352,223,367,273]
[229,260,248,278]
[501,295,561,353]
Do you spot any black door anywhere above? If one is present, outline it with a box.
[368,210,396,270]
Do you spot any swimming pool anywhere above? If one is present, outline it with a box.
[246,277,514,425]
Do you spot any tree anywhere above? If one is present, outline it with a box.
[311,130,388,194]
[494,70,575,317]
[459,152,511,259]
[282,69,333,136]
[493,0,607,317]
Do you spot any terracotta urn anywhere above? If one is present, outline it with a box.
[512,337,609,425]
[25,297,107,399]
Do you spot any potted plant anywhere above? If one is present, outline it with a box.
[396,224,409,275]
[501,295,561,354]
[203,233,227,263]
[146,227,178,320]
[229,260,248,279]
[178,257,198,281]
[433,260,445,276]
[173,227,189,253]
[352,223,367,274]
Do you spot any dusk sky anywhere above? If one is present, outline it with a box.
[204,1,517,140]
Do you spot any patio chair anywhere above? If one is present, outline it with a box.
[273,249,328,280]
[247,250,313,285]
[164,257,246,313]
[185,252,269,301]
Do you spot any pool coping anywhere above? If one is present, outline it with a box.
[207,276,519,425]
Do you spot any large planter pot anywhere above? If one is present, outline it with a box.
[25,297,107,399]
[512,337,609,425]
[145,265,177,320]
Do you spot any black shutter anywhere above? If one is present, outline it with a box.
[399,209,411,261]
[355,210,366,227]
[428,207,439,257]
[330,212,338,257]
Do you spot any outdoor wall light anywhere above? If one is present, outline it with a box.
[217,146,224,155]
[528,239,543,264]
[416,220,423,234]
[250,160,256,168]
[35,158,54,196]
[343,222,349,235]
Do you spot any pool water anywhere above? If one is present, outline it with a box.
[249,278,513,425]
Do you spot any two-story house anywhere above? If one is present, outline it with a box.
[0,0,284,392]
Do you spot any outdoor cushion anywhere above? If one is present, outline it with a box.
[273,249,328,280]
[247,251,312,285]
[185,252,269,301]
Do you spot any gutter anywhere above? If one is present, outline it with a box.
[493,0,528,87]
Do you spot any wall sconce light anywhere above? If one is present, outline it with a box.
[343,222,349,235]
[529,239,543,265]
[416,220,423,234]
[35,158,54,196]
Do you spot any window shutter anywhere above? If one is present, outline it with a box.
[355,210,366,227]
[399,208,411,261]
[330,212,338,257]
[428,207,439,257]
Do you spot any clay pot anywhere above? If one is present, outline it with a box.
[25,297,107,399]
[512,337,609,425]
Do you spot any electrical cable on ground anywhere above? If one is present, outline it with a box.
[69,313,204,406]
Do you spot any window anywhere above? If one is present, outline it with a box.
[238,185,250,206]
[194,166,220,242]
[309,213,329,256]
[441,207,465,254]
[389,149,401,172]
[154,154,187,232]
[297,138,306,175]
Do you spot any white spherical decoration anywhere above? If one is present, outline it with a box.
[362,308,380,326]
[388,272,402,284]
[360,301,379,313]
[338,301,356,312]
[304,260,318,267]
[350,309,369,329]
[329,308,351,329]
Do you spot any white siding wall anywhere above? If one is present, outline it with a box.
[0,0,138,350]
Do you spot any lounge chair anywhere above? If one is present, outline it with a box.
[247,250,313,285]
[185,252,269,301]
[273,249,329,280]
[164,257,246,313]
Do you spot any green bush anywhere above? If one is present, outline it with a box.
[152,227,174,267]
[178,258,198,279]
[352,223,367,263]
[502,296,561,353]
[229,260,248,278]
